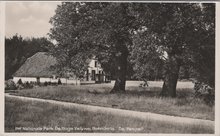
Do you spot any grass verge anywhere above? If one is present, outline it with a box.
[5,97,214,133]
[8,83,214,121]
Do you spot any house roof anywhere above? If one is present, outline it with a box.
[13,52,58,77]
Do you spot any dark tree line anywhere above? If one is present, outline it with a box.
[5,34,52,80]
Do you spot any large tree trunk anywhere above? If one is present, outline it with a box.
[110,51,128,93]
[160,55,181,97]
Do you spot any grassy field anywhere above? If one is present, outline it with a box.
[8,81,214,121]
[5,97,214,133]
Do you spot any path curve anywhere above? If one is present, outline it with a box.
[5,94,214,129]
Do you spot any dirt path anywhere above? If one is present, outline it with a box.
[5,94,214,129]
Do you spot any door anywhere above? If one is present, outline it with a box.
[91,70,95,81]
[86,70,89,81]
[36,77,40,84]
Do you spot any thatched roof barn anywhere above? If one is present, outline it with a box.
[13,52,57,78]
[13,52,110,84]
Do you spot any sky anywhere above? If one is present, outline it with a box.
[5,2,61,38]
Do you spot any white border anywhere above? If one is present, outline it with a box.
[0,1,5,135]
[1,1,219,136]
[215,2,220,136]
[3,1,219,3]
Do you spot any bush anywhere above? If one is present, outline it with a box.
[139,80,148,87]
[23,81,34,89]
[16,84,24,90]
[5,79,17,90]
[58,79,62,85]
[44,81,48,86]
[194,82,214,106]
[17,79,23,85]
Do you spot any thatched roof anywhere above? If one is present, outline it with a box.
[13,52,58,77]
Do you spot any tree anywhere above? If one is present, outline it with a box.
[49,45,91,81]
[5,34,24,79]
[189,4,215,88]
[131,29,165,81]
[49,2,140,92]
[49,3,215,96]
[5,34,52,80]
[131,3,215,97]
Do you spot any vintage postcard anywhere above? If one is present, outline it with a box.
[0,1,219,135]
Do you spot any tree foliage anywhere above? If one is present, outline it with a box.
[130,3,215,96]
[5,34,52,80]
[50,2,141,92]
[49,2,215,96]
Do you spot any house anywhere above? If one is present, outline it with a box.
[13,52,110,85]
[81,58,110,84]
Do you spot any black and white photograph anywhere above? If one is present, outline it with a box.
[1,1,219,134]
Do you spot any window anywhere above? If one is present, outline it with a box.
[95,61,97,67]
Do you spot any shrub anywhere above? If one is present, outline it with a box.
[23,81,33,89]
[5,79,17,90]
[194,82,214,106]
[139,81,148,87]
[58,79,62,85]
[44,81,48,86]
[16,84,24,90]
[17,79,23,85]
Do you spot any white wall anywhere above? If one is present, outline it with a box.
[60,78,80,85]
[13,77,80,85]
[88,59,100,68]
[40,77,52,82]
[88,59,95,68]
[13,77,36,83]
